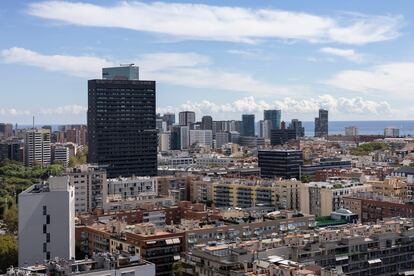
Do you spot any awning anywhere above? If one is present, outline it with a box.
[368,259,382,265]
[336,256,349,261]
[165,239,174,245]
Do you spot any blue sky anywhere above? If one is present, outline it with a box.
[1,0,414,124]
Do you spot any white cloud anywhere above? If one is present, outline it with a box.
[0,108,31,116]
[27,1,402,45]
[323,62,414,99]
[157,95,392,120]
[1,47,302,96]
[320,47,363,62]
[40,105,87,115]
[1,47,114,77]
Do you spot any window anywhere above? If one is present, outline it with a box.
[43,206,47,216]
[46,215,50,224]
[43,224,47,234]
[43,243,47,252]
[46,251,50,260]
[46,233,50,243]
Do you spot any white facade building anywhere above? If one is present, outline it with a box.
[384,127,400,137]
[66,164,107,213]
[345,126,359,137]
[159,132,171,152]
[180,126,190,150]
[18,176,75,266]
[52,145,70,167]
[24,129,51,167]
[189,130,213,147]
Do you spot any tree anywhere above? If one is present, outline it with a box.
[301,175,311,183]
[0,235,18,273]
[3,206,18,234]
[172,261,183,276]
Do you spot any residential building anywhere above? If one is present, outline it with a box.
[259,119,272,139]
[87,65,157,178]
[24,129,51,167]
[159,132,171,152]
[51,144,70,167]
[66,164,107,213]
[345,126,358,136]
[300,181,372,216]
[9,253,155,276]
[215,132,229,148]
[384,127,400,137]
[0,123,13,139]
[18,176,75,266]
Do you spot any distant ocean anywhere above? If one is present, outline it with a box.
[17,120,414,137]
[302,121,414,136]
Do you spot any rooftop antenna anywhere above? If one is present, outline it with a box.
[32,116,35,130]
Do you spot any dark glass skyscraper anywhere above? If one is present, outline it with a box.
[241,114,255,137]
[258,149,303,179]
[201,115,213,130]
[264,110,281,130]
[314,109,329,138]
[87,65,157,178]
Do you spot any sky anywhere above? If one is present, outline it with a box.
[1,0,414,124]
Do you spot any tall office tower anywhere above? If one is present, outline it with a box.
[18,176,75,266]
[180,126,190,150]
[170,125,181,150]
[258,150,304,179]
[0,123,13,139]
[264,110,281,130]
[314,109,329,138]
[24,129,51,167]
[345,126,359,137]
[66,164,107,213]
[241,114,255,137]
[179,111,196,126]
[189,130,213,147]
[162,113,175,128]
[201,115,213,130]
[259,120,272,139]
[88,65,157,178]
[289,119,305,138]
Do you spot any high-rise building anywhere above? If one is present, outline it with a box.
[264,110,281,130]
[170,126,181,150]
[314,109,328,138]
[189,130,213,147]
[162,113,175,128]
[215,132,229,148]
[87,65,157,178]
[270,129,297,145]
[384,127,400,137]
[258,150,304,179]
[18,176,75,266]
[180,126,190,150]
[241,114,255,137]
[24,129,51,167]
[259,120,272,139]
[289,119,305,138]
[179,111,196,127]
[66,164,107,213]
[159,132,171,152]
[201,115,213,130]
[0,123,13,139]
[345,126,358,137]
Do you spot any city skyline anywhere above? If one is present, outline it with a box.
[1,1,414,123]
